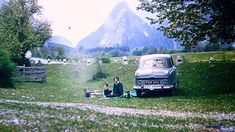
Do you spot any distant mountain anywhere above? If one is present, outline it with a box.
[46,36,73,47]
[77,1,180,50]
[45,36,75,54]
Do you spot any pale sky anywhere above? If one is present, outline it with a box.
[37,0,140,47]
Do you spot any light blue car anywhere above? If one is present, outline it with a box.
[133,54,178,97]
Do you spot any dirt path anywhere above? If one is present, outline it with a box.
[1,99,235,121]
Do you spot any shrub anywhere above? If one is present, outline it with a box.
[101,57,111,63]
[12,57,31,66]
[0,49,16,87]
[221,45,234,51]
[92,71,108,80]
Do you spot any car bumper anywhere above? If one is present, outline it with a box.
[133,85,174,91]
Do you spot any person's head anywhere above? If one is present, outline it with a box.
[113,77,119,83]
[83,86,88,92]
[103,83,109,89]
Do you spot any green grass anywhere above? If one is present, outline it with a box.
[178,61,235,96]
[1,51,235,131]
[0,51,235,112]
[1,102,233,131]
[172,51,235,63]
[0,102,171,131]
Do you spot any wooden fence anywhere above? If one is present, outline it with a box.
[15,66,46,83]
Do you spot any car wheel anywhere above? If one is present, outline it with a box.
[136,90,142,97]
[170,88,175,96]
[170,83,176,96]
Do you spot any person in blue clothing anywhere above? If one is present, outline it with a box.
[83,86,92,98]
[103,83,112,96]
[106,77,124,97]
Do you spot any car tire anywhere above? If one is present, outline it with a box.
[170,83,176,96]
[136,90,142,97]
[170,88,175,96]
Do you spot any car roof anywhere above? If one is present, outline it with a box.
[140,54,172,61]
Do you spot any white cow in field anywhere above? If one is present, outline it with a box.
[176,55,183,65]
[122,56,128,65]
[47,58,51,64]
[209,57,216,63]
[63,59,67,65]
[86,59,91,66]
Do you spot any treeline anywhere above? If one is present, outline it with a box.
[183,44,234,52]
[32,46,66,60]
[84,46,130,57]
[132,47,179,56]
[83,44,234,57]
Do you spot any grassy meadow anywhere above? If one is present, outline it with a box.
[2,102,234,132]
[0,51,235,131]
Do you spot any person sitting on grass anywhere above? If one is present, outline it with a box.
[106,77,124,97]
[103,83,112,97]
[83,86,103,98]
[83,86,92,98]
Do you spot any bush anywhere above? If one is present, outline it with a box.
[221,45,234,51]
[12,57,31,66]
[92,71,108,80]
[101,57,111,63]
[0,49,16,87]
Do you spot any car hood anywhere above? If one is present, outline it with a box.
[135,68,171,78]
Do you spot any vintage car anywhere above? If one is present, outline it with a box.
[133,54,178,97]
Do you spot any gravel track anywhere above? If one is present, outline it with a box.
[1,99,235,121]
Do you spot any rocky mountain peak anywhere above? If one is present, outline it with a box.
[77,1,179,50]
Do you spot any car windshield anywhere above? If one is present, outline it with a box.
[140,58,170,69]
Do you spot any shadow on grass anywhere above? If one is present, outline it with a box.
[0,86,16,89]
[135,90,175,98]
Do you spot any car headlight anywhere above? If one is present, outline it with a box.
[169,69,173,74]
[136,80,142,86]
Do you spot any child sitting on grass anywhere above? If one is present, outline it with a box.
[83,86,92,98]
[103,83,112,97]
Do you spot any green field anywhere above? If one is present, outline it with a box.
[1,51,235,131]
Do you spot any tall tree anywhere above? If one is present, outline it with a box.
[0,0,51,64]
[138,0,235,47]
